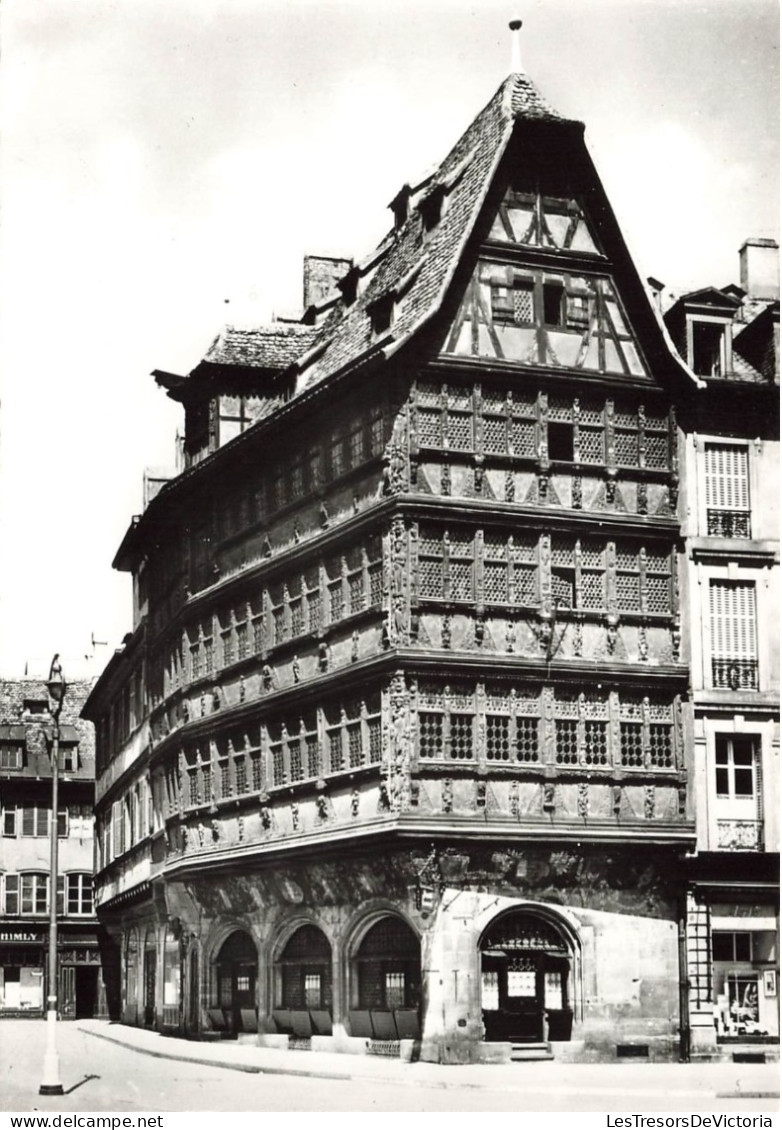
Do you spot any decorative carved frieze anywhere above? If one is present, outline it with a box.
[509,780,520,819]
[572,472,583,509]
[386,672,412,812]
[577,782,589,819]
[387,515,409,647]
[612,784,622,816]
[644,785,655,820]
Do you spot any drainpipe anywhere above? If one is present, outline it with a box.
[678,895,691,1063]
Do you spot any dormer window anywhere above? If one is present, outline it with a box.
[368,293,395,336]
[419,185,446,233]
[390,186,411,230]
[690,318,731,378]
[663,288,741,381]
[338,267,360,307]
[61,744,79,773]
[23,698,47,716]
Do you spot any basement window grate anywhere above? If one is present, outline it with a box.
[368,1040,401,1057]
[733,1052,766,1064]
[616,1044,649,1058]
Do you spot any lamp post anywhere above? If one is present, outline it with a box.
[39,654,66,1097]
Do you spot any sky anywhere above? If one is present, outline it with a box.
[0,0,778,679]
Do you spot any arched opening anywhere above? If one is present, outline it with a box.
[480,910,574,1044]
[350,916,421,1040]
[143,930,157,1027]
[272,924,332,1037]
[215,930,257,1034]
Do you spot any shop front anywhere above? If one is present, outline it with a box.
[0,928,45,1014]
[0,925,106,1019]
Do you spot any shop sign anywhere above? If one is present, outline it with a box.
[0,930,40,943]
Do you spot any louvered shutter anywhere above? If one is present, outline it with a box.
[705,445,749,512]
[112,800,124,858]
[709,582,757,659]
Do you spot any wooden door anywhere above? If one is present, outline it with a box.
[60,966,76,1019]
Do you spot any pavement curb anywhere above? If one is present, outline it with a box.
[80,1025,353,1082]
[77,1025,560,1094]
[76,1025,781,1102]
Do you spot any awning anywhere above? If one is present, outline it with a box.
[0,725,26,741]
[42,724,80,743]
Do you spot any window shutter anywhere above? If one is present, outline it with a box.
[22,807,34,836]
[705,445,749,512]
[710,582,757,659]
[112,800,123,858]
[4,874,19,915]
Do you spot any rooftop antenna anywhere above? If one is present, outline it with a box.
[509,16,524,74]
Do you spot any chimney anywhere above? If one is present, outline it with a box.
[647,276,665,311]
[509,17,524,74]
[739,238,779,301]
[303,255,353,310]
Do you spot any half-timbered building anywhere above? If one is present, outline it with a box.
[85,60,732,1063]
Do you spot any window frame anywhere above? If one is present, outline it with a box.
[708,579,759,691]
[65,872,94,917]
[703,442,751,539]
[0,744,23,770]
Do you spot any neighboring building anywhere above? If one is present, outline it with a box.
[84,57,777,1065]
[0,677,113,1019]
[664,242,780,1058]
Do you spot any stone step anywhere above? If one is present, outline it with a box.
[509,1041,554,1062]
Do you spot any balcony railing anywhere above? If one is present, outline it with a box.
[716,819,764,851]
[707,510,751,538]
[712,658,758,691]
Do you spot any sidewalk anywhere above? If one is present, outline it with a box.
[77,1020,780,1102]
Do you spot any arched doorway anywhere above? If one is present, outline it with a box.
[480,910,573,1043]
[352,916,421,1039]
[215,930,257,1033]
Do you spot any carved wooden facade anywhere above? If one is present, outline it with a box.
[85,69,708,1062]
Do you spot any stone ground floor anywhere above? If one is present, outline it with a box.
[97,841,704,1063]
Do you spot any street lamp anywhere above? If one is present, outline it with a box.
[39,654,66,1097]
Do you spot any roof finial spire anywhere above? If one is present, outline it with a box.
[509,16,524,74]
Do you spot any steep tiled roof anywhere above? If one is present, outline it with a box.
[289,73,578,391]
[202,324,318,370]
